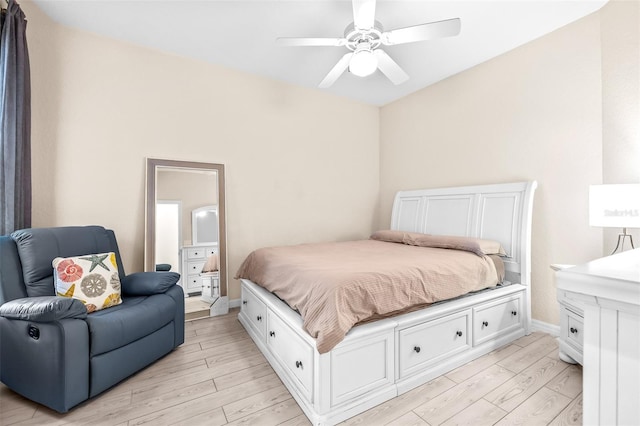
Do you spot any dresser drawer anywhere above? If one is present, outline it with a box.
[185,275,202,292]
[186,261,205,275]
[186,247,207,260]
[565,309,584,351]
[267,311,314,401]
[242,287,267,339]
[399,310,471,378]
[473,294,523,346]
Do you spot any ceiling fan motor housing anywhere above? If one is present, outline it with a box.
[343,21,383,51]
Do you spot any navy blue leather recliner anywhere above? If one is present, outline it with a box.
[0,226,185,413]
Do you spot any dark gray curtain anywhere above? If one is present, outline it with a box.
[0,0,31,235]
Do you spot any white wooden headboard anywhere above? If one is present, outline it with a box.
[391,181,537,287]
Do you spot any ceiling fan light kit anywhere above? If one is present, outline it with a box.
[277,0,461,88]
[349,43,378,77]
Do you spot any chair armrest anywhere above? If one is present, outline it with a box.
[121,272,180,296]
[0,296,87,322]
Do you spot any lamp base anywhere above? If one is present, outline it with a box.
[611,228,635,255]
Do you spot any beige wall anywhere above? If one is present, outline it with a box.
[22,1,380,300]
[379,12,605,325]
[22,1,637,322]
[600,0,640,254]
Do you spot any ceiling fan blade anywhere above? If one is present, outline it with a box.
[277,37,346,47]
[382,18,461,45]
[352,0,376,30]
[319,53,353,88]
[375,50,409,85]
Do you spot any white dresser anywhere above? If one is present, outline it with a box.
[553,264,583,365]
[556,249,640,425]
[180,244,217,295]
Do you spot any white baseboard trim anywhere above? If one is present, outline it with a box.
[229,298,241,309]
[531,319,560,336]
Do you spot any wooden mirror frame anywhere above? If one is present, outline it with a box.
[145,158,227,297]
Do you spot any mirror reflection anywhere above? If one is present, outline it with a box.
[192,205,219,246]
[145,159,227,319]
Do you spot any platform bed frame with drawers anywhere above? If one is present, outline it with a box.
[238,181,537,425]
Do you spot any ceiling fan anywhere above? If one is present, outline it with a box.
[276,0,461,88]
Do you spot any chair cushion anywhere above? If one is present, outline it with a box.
[85,294,176,356]
[11,226,122,297]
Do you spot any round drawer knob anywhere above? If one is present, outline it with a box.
[456,331,463,337]
[269,331,275,337]
[413,346,421,353]
[570,327,578,334]
[242,300,247,305]
[295,361,303,369]
[511,310,518,316]
[482,321,489,327]
[256,315,262,322]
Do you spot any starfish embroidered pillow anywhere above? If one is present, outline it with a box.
[52,252,122,313]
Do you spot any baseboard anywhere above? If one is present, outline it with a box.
[531,319,560,336]
[229,298,241,309]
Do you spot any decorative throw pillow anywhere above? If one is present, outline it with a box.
[52,252,122,313]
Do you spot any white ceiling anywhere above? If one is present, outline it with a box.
[32,0,608,106]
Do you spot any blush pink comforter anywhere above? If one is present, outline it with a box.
[236,239,501,353]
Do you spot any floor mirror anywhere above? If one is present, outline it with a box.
[145,158,227,318]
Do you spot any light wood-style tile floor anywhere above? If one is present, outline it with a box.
[184,297,212,321]
[0,309,582,425]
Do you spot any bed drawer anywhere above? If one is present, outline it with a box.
[473,294,523,346]
[242,286,267,339]
[267,311,314,401]
[330,327,395,407]
[398,310,471,379]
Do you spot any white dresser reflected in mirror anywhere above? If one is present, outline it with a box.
[187,205,225,313]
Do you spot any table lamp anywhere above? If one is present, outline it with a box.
[589,184,640,254]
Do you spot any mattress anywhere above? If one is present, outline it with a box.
[236,238,503,353]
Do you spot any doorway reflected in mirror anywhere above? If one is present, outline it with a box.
[145,158,227,320]
[155,200,181,273]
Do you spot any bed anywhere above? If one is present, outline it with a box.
[237,181,537,425]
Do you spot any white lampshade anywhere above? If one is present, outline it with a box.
[589,184,640,228]
[349,43,377,77]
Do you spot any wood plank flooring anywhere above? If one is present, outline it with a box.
[184,297,212,321]
[0,309,583,425]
